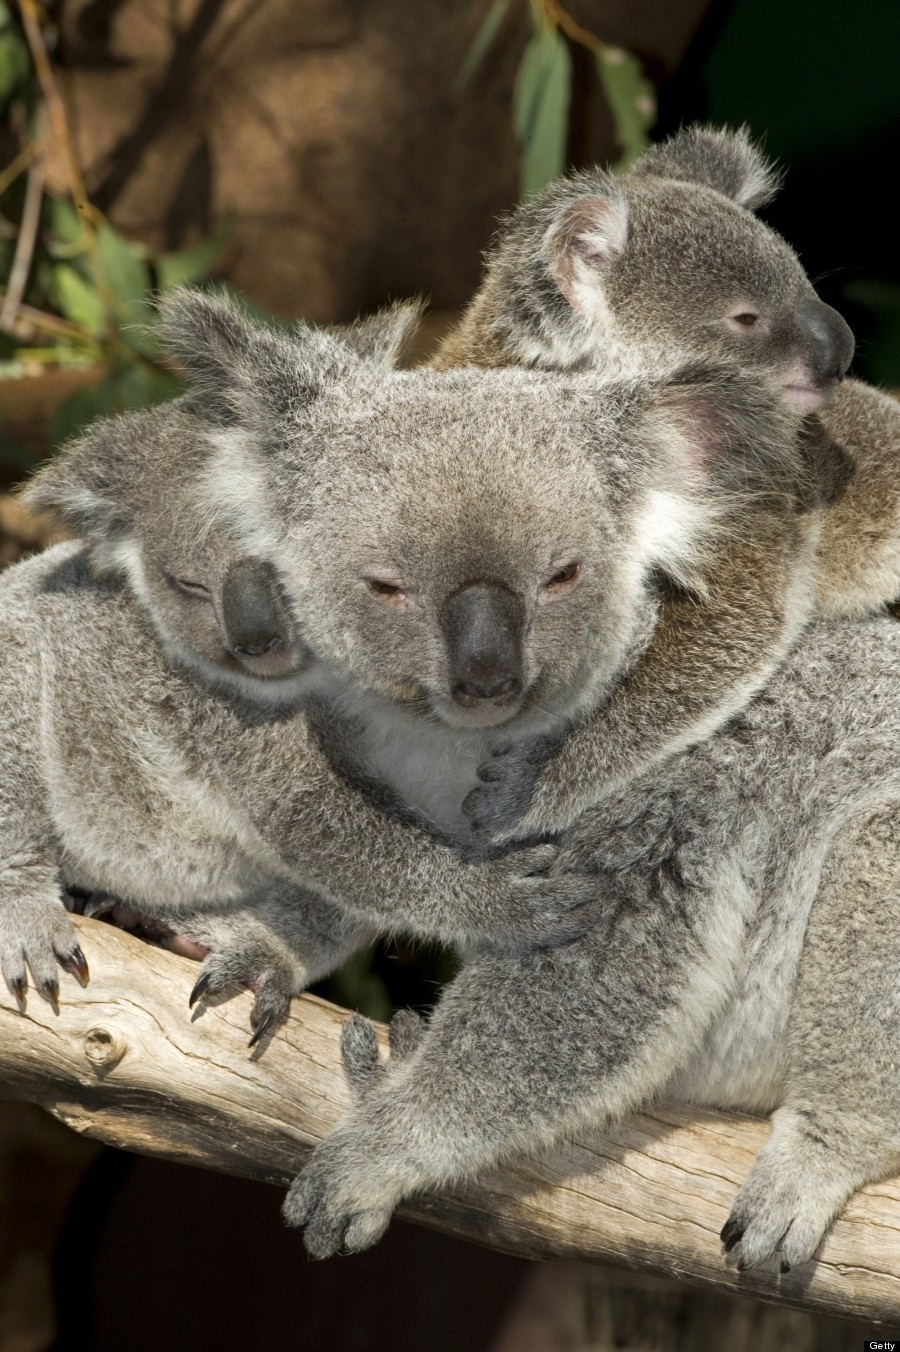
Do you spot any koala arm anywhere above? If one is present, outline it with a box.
[0,636,87,1003]
[232,715,605,951]
[465,522,815,841]
[282,847,744,1257]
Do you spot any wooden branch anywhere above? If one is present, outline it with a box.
[2,915,899,1323]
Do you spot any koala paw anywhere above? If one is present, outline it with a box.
[462,736,557,842]
[492,842,605,947]
[188,941,296,1048]
[721,1109,854,1271]
[282,1131,396,1259]
[0,884,89,1007]
[341,1009,425,1096]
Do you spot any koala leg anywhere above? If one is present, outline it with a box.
[723,806,900,1271]
[159,888,375,1046]
[283,867,744,1257]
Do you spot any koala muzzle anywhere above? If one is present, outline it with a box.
[796,297,854,385]
[442,583,525,707]
[221,558,289,658]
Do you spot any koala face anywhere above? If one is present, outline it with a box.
[24,402,315,701]
[477,128,854,414]
[276,380,662,731]
[547,179,854,412]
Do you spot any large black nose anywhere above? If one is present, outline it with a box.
[442,583,525,707]
[796,297,855,383]
[221,558,289,657]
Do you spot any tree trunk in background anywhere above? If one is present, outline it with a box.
[48,0,716,321]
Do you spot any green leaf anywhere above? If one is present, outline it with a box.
[454,0,511,93]
[46,197,89,254]
[155,230,227,291]
[0,29,29,105]
[52,264,106,336]
[95,222,153,321]
[597,45,656,173]
[513,25,572,196]
[48,362,182,450]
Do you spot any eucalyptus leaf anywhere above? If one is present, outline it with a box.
[155,230,227,291]
[454,0,511,93]
[95,222,154,327]
[513,25,571,196]
[46,197,89,254]
[597,45,656,173]
[52,264,106,336]
[0,28,29,105]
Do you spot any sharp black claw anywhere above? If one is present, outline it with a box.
[248,1012,274,1048]
[40,978,60,1011]
[780,1259,791,1274]
[60,945,90,987]
[720,1218,745,1251]
[189,971,212,1008]
[11,975,26,1004]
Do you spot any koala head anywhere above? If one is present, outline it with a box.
[472,125,854,413]
[23,400,317,699]
[22,300,426,703]
[58,289,807,736]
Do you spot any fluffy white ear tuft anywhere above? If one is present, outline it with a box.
[541,193,629,312]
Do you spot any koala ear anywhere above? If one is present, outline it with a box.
[331,299,426,367]
[158,287,352,429]
[541,184,629,312]
[21,416,135,541]
[631,125,782,211]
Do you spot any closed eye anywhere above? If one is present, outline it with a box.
[167,575,212,600]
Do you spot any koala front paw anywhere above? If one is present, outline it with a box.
[493,843,606,947]
[188,940,297,1048]
[0,884,89,1007]
[721,1108,857,1271]
[282,1131,396,1259]
[463,736,557,842]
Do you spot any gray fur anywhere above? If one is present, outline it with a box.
[284,614,900,1270]
[431,126,900,842]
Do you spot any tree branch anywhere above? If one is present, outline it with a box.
[2,915,898,1322]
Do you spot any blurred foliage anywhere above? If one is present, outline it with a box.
[460,0,656,195]
[0,0,224,465]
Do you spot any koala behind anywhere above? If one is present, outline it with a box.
[427,126,900,843]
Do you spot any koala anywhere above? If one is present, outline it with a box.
[429,126,900,842]
[284,610,900,1272]
[10,291,806,1030]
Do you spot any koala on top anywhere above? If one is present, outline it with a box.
[430,126,900,843]
[287,611,900,1272]
[11,291,806,1030]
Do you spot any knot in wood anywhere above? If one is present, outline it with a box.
[84,1025,127,1070]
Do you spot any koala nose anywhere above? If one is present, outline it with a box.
[221,557,289,658]
[796,297,854,383]
[442,583,525,707]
